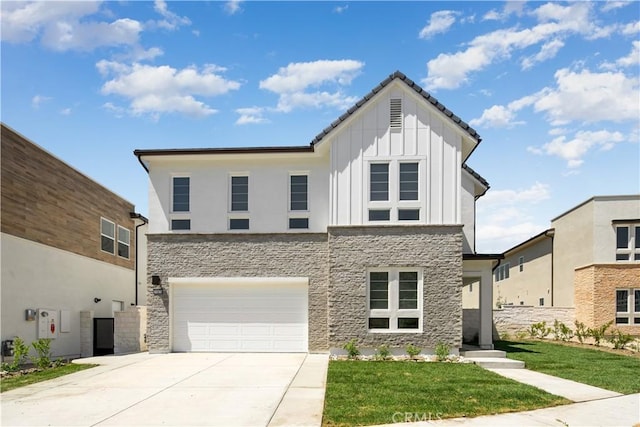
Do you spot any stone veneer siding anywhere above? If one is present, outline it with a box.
[575,263,640,335]
[147,233,329,352]
[327,225,463,350]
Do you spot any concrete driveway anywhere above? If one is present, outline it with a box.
[1,352,329,426]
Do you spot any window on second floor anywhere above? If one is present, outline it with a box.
[231,176,249,212]
[101,218,115,254]
[368,161,421,222]
[370,163,389,201]
[172,177,190,212]
[616,224,640,261]
[290,175,308,211]
[494,263,510,282]
[519,256,524,272]
[117,226,130,259]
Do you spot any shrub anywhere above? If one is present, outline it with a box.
[574,321,589,344]
[553,320,574,342]
[515,330,528,340]
[7,337,30,372]
[609,329,633,350]
[587,321,613,347]
[374,344,391,361]
[31,338,53,369]
[501,332,511,341]
[343,339,360,360]
[435,342,450,362]
[405,344,421,359]
[528,321,551,339]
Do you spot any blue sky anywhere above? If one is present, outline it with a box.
[2,1,639,252]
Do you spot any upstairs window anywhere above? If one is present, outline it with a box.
[290,175,308,211]
[231,176,249,212]
[172,177,190,212]
[615,224,640,261]
[399,163,418,201]
[370,163,389,201]
[117,226,130,259]
[519,256,524,272]
[495,263,510,282]
[100,218,115,254]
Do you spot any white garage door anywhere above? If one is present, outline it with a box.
[171,278,308,352]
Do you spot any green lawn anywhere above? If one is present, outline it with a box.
[495,340,640,394]
[1,363,96,393]
[322,361,568,426]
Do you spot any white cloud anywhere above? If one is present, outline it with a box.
[102,102,125,118]
[149,0,190,30]
[521,38,564,70]
[259,60,364,113]
[31,94,51,109]
[423,2,614,90]
[469,105,524,128]
[98,62,241,118]
[528,129,626,168]
[482,1,525,21]
[601,1,633,12]
[419,10,459,39]
[533,68,639,125]
[43,18,142,51]
[235,107,270,125]
[476,182,551,252]
[621,20,640,35]
[224,0,243,15]
[600,40,640,70]
[333,5,349,14]
[59,108,72,115]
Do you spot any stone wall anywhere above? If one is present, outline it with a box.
[80,311,93,358]
[491,306,575,338]
[576,263,640,335]
[114,306,147,354]
[146,233,329,352]
[327,225,463,350]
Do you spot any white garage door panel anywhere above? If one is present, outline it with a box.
[172,280,308,352]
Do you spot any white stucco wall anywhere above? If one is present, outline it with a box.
[1,233,136,359]
[147,154,330,234]
[592,196,640,262]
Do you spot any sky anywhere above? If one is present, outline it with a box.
[1,0,639,253]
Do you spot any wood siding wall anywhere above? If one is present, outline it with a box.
[1,124,135,270]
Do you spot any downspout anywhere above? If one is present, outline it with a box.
[130,213,148,306]
[546,230,554,306]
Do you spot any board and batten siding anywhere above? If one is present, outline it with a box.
[329,86,463,227]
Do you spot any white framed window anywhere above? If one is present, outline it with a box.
[171,219,191,231]
[100,218,116,255]
[494,263,510,282]
[367,160,422,223]
[230,175,249,212]
[615,224,640,261]
[172,176,190,213]
[367,268,423,332]
[289,173,309,230]
[519,256,524,272]
[117,226,130,259]
[615,289,640,325]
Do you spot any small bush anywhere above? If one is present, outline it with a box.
[343,339,360,360]
[5,337,30,372]
[374,344,391,361]
[528,321,551,339]
[587,321,613,347]
[609,329,633,350]
[553,320,574,342]
[435,342,450,362]
[501,332,511,341]
[31,338,53,369]
[574,321,589,344]
[405,344,421,359]
[515,330,528,340]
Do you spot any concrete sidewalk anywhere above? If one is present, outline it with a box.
[487,368,622,402]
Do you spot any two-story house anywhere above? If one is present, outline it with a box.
[135,71,500,354]
[1,124,147,359]
[495,195,640,334]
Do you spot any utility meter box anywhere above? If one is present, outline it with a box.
[37,309,59,339]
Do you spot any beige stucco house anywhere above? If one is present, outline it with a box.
[494,195,640,334]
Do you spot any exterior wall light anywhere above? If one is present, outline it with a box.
[152,275,163,295]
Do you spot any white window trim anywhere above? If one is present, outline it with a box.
[117,225,130,259]
[615,288,640,325]
[170,175,191,214]
[288,172,310,231]
[367,268,423,333]
[100,217,116,255]
[365,158,424,224]
[615,224,640,262]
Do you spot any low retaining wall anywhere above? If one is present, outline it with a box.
[463,306,575,342]
[114,306,147,354]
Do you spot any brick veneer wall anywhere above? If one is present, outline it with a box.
[575,263,640,335]
[146,233,329,352]
[327,225,463,350]
[1,125,135,270]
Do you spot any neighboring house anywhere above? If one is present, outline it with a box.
[135,71,500,354]
[1,124,147,359]
[494,195,640,334]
